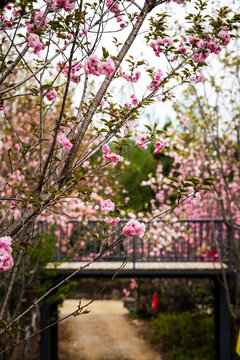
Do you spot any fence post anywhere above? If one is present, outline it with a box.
[214,277,231,360]
[132,235,137,270]
[226,224,232,267]
[40,299,58,360]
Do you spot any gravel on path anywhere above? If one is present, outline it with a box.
[58,299,162,360]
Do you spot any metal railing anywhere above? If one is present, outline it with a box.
[35,219,232,265]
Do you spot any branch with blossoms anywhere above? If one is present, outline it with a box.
[0,190,198,346]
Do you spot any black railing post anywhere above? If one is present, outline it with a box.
[132,235,137,269]
[226,224,231,267]
[40,298,58,360]
[214,277,231,360]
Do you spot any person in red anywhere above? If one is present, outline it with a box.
[152,292,158,311]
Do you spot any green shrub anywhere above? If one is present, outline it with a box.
[152,312,214,360]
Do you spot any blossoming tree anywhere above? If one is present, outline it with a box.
[0,0,239,354]
[139,40,240,330]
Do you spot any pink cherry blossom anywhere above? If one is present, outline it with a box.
[102,144,123,164]
[0,250,14,272]
[179,41,187,54]
[153,140,167,154]
[104,217,120,225]
[28,33,44,55]
[84,56,115,78]
[123,219,145,238]
[34,11,47,29]
[190,74,204,83]
[130,94,139,106]
[185,192,201,205]
[56,133,72,150]
[106,153,123,163]
[57,61,82,83]
[82,160,90,169]
[99,58,115,78]
[13,144,20,152]
[0,101,4,111]
[136,133,149,150]
[218,29,230,46]
[10,201,15,210]
[0,236,13,253]
[148,69,163,91]
[102,144,110,155]
[0,236,13,272]
[123,288,130,297]
[46,90,57,101]
[119,67,141,83]
[130,278,137,289]
[101,199,115,213]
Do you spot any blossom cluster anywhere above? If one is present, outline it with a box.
[57,61,82,83]
[25,11,47,33]
[104,217,120,225]
[130,94,139,106]
[56,127,72,150]
[150,37,173,57]
[102,144,123,163]
[106,0,125,28]
[148,69,163,91]
[46,0,76,12]
[190,74,204,83]
[46,89,57,101]
[189,30,230,63]
[153,140,167,154]
[101,199,120,225]
[119,67,141,83]
[28,33,44,55]
[123,219,145,238]
[149,30,230,65]
[84,55,115,78]
[136,133,149,150]
[172,0,185,3]
[101,199,115,213]
[0,237,14,272]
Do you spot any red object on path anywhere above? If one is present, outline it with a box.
[151,292,158,310]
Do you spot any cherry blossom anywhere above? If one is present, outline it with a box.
[84,55,115,78]
[153,140,167,154]
[46,90,57,101]
[136,134,149,150]
[13,144,20,152]
[0,236,14,272]
[28,33,44,55]
[102,144,123,164]
[123,219,145,238]
[101,199,115,213]
[190,74,204,83]
[104,217,120,225]
[56,133,72,150]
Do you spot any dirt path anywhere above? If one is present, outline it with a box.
[58,299,162,360]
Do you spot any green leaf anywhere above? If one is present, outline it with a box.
[102,46,109,59]
[168,176,179,183]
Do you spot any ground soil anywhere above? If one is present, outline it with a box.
[58,299,163,360]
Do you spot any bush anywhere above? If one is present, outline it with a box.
[152,312,214,360]
[134,279,213,318]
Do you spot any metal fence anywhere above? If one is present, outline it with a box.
[35,219,232,264]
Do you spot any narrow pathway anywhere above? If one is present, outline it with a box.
[58,299,162,360]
